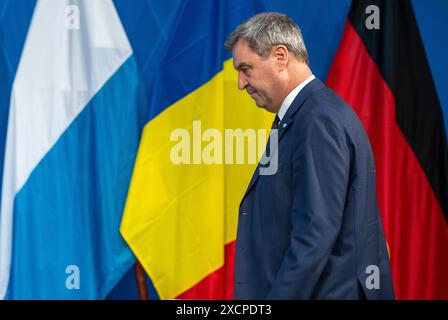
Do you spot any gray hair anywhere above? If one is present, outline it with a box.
[225,12,309,65]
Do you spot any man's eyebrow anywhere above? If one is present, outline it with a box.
[235,63,251,70]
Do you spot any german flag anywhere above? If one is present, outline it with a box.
[327,0,448,299]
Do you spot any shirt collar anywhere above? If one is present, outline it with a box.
[277,74,315,121]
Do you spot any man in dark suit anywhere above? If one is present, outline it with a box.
[225,12,395,299]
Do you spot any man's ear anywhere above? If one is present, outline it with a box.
[272,45,289,70]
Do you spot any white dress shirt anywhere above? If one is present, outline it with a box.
[277,74,315,121]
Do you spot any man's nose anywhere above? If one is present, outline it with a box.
[238,72,248,90]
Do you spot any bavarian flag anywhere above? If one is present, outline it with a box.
[120,0,272,299]
[0,0,145,299]
[327,0,448,299]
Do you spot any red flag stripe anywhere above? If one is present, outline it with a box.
[176,241,235,300]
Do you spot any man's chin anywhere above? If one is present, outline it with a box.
[254,100,266,109]
[255,102,276,113]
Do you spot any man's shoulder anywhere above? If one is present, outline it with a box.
[295,86,362,131]
[305,86,352,115]
[293,89,344,127]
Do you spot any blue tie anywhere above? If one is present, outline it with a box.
[271,114,280,130]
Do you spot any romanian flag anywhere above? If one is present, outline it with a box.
[120,0,272,299]
[327,0,448,299]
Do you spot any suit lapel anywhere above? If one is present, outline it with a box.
[240,78,326,204]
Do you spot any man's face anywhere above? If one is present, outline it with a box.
[232,41,283,113]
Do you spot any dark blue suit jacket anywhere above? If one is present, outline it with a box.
[234,78,395,300]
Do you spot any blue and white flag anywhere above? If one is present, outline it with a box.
[0,0,146,299]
